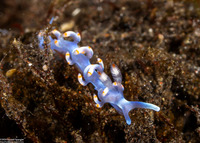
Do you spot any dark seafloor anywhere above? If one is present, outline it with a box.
[0,0,200,142]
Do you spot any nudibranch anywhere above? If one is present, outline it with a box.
[38,30,160,125]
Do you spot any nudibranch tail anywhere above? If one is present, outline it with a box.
[121,101,160,125]
[38,29,160,125]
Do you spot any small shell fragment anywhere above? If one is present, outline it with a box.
[6,69,17,77]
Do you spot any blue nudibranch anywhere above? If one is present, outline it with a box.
[38,30,160,125]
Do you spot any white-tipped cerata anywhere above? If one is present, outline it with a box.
[113,82,124,91]
[97,58,104,70]
[38,31,44,39]
[63,31,81,43]
[54,39,61,47]
[65,52,74,65]
[79,46,94,59]
[87,64,103,77]
[78,73,87,86]
[73,49,80,55]
[51,29,61,38]
[102,87,109,96]
[73,46,93,59]
[99,72,110,83]
[111,64,122,83]
[93,94,104,108]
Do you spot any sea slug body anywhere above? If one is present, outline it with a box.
[38,30,160,125]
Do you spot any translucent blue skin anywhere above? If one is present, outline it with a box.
[38,32,160,125]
